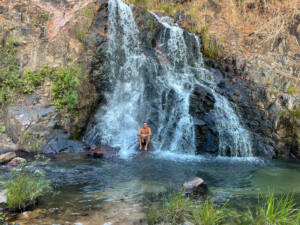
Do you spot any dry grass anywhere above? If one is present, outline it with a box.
[131,0,299,58]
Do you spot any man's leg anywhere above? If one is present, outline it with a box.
[145,136,151,151]
[138,136,142,150]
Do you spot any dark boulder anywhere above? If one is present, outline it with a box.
[183,177,208,196]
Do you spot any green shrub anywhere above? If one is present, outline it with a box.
[5,170,51,211]
[287,86,296,95]
[83,7,95,18]
[127,0,149,9]
[8,39,19,46]
[147,191,300,225]
[49,67,79,110]
[0,125,5,133]
[75,28,87,43]
[0,44,21,105]
[281,108,300,123]
[271,88,279,96]
[21,70,44,94]
[158,4,175,17]
[199,26,223,59]
[149,17,154,32]
[161,192,191,224]
[0,212,12,224]
[146,208,160,225]
[242,192,300,225]
[191,198,228,225]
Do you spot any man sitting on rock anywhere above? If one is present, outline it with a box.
[138,122,152,151]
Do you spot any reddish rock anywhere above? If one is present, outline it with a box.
[92,147,104,158]
[183,177,208,196]
[7,157,26,166]
[0,152,16,164]
[91,145,120,158]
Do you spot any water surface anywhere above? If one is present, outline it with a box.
[1,152,300,224]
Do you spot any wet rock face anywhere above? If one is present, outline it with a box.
[189,85,219,155]
[3,95,87,154]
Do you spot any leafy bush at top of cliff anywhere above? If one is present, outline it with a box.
[157,3,175,17]
[5,163,52,211]
[281,108,300,123]
[199,26,224,59]
[286,87,297,95]
[126,0,149,9]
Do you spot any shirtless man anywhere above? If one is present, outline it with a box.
[138,122,152,151]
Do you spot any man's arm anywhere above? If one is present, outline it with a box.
[148,128,152,137]
[137,128,141,136]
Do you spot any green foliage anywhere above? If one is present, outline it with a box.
[161,192,190,224]
[0,211,14,225]
[199,26,223,59]
[287,86,296,95]
[8,39,19,46]
[75,28,87,43]
[83,7,95,18]
[271,88,279,96]
[0,43,21,105]
[158,4,175,17]
[40,12,49,20]
[127,0,149,9]
[149,17,154,32]
[21,70,44,94]
[191,198,228,225]
[281,108,300,123]
[242,192,300,225]
[147,191,300,225]
[49,67,79,110]
[0,125,5,133]
[5,167,51,211]
[146,208,160,225]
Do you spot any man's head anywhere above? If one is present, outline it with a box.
[143,122,147,128]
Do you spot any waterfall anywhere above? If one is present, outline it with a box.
[211,91,253,157]
[84,0,253,158]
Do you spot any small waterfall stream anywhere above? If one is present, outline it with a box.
[84,0,253,158]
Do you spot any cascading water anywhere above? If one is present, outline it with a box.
[211,91,253,157]
[84,0,253,158]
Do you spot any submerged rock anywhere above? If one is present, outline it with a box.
[0,152,16,164]
[91,145,120,158]
[7,157,26,166]
[183,177,208,196]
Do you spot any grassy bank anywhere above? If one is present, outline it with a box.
[146,191,300,225]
